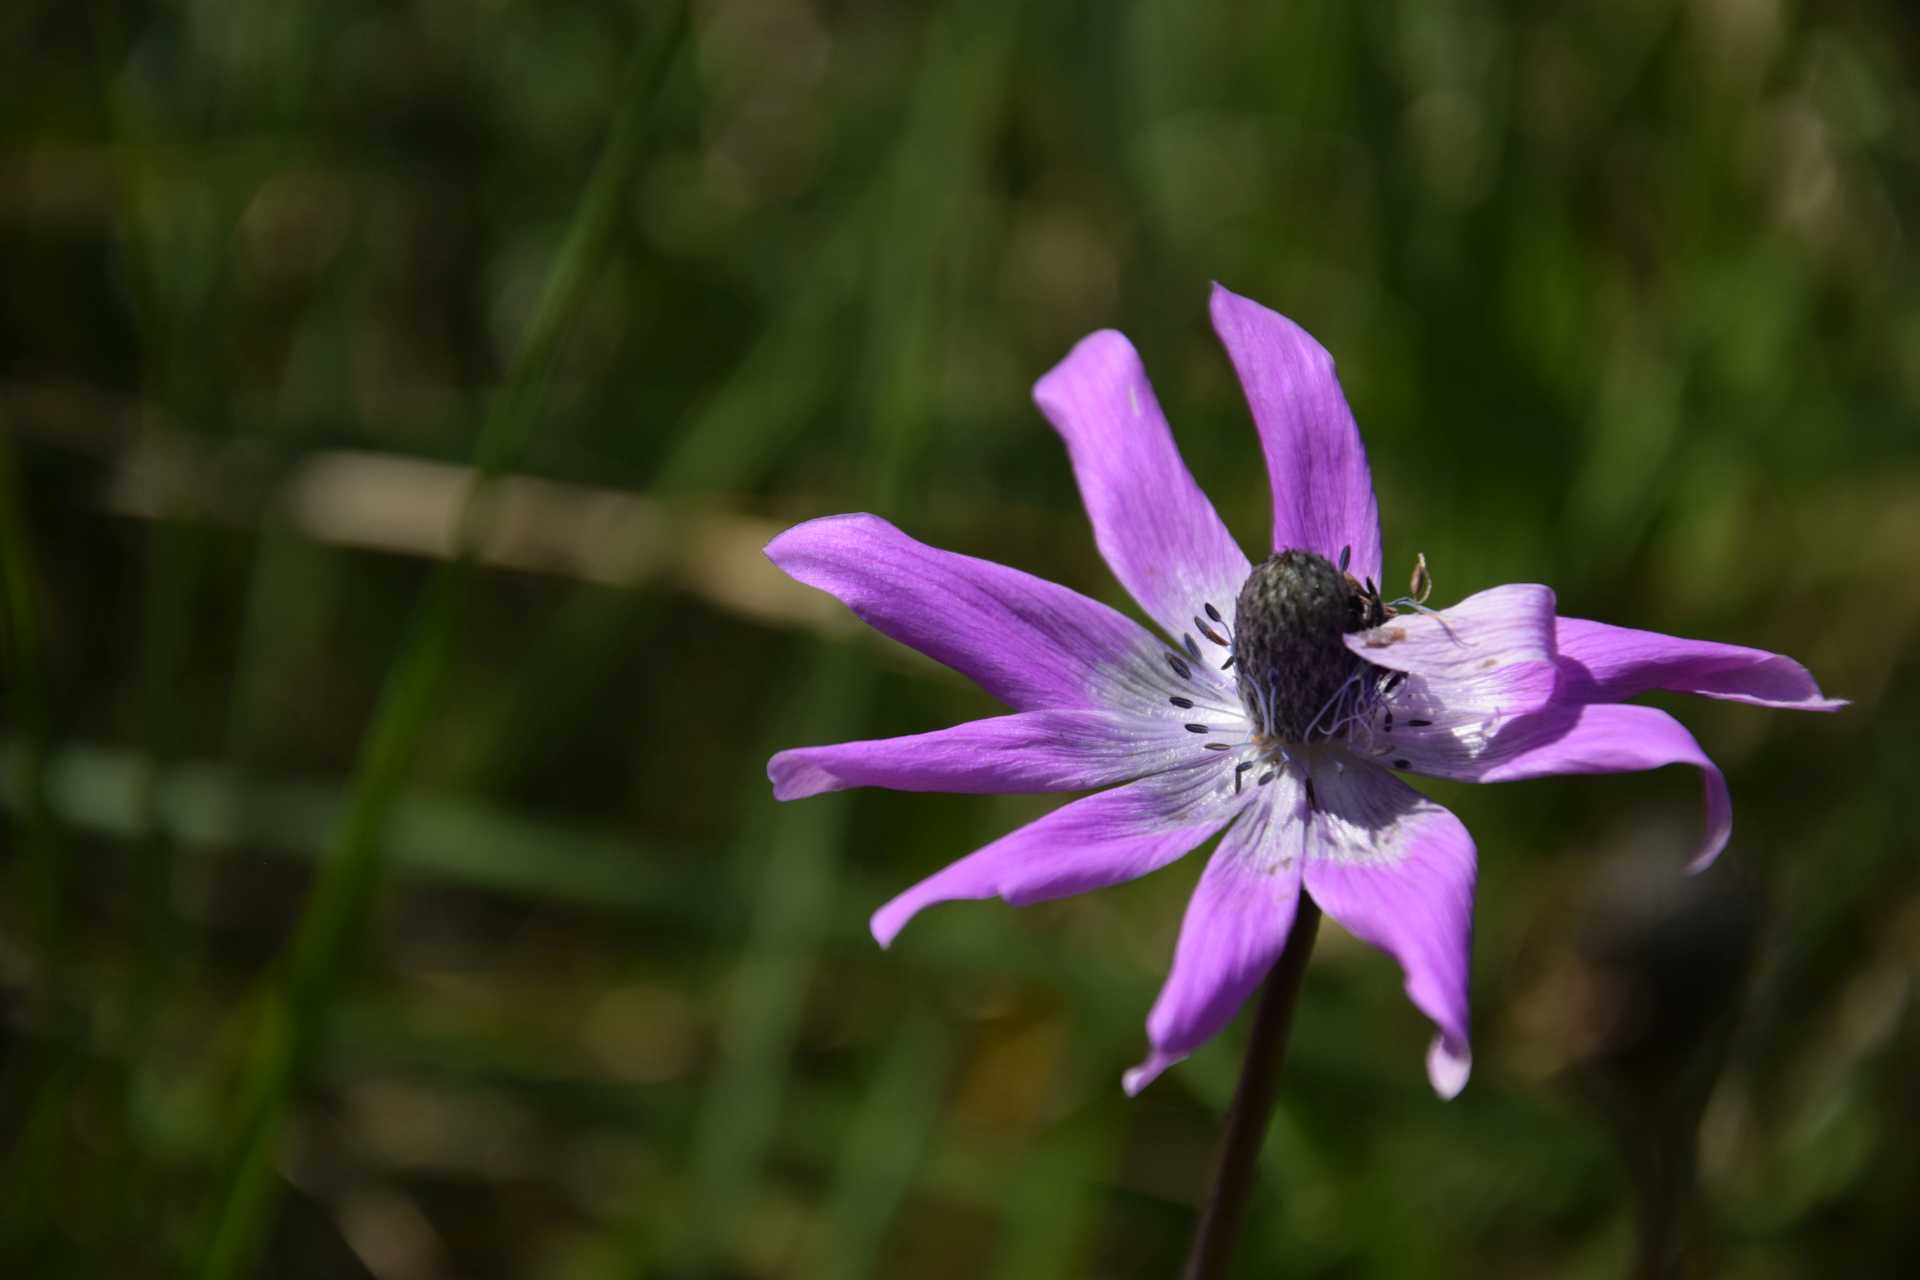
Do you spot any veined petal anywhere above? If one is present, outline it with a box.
[770,709,1199,800]
[1346,584,1560,713]
[767,514,1171,713]
[1033,330,1252,642]
[1384,702,1732,872]
[1210,283,1383,582]
[1124,773,1308,1094]
[1555,617,1845,711]
[871,763,1247,948]
[1301,762,1477,1099]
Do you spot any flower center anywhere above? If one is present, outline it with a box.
[1232,548,1385,742]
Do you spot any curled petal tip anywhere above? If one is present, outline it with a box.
[1684,837,1729,878]
[1121,1051,1180,1097]
[870,900,911,950]
[1427,1036,1472,1100]
[1684,757,1734,875]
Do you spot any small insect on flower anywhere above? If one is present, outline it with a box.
[765,285,1843,1098]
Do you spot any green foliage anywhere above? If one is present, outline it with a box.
[1,0,1914,1275]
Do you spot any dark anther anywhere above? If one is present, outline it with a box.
[1383,710,1394,732]
[1221,655,1236,669]
[1167,653,1193,681]
[1205,601,1224,623]
[1235,761,1252,794]
[1407,718,1433,727]
[1185,723,1209,734]
[1195,615,1229,647]
[1392,758,1411,769]
[1338,544,1352,572]
[1382,671,1406,694]
[1258,769,1276,785]
[1203,742,1232,752]
[1169,696,1194,709]
[1183,633,1203,662]
[1304,777,1318,810]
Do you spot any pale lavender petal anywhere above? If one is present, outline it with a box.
[1210,283,1382,582]
[1301,762,1477,1099]
[767,514,1170,713]
[770,709,1196,800]
[1555,617,1845,711]
[1346,584,1561,713]
[1382,702,1732,872]
[871,764,1246,947]
[1033,331,1252,643]
[1124,774,1308,1094]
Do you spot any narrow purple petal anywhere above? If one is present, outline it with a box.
[1385,702,1732,872]
[1032,331,1252,643]
[767,514,1168,713]
[1346,584,1561,713]
[1210,283,1383,581]
[871,764,1246,948]
[1555,617,1845,711]
[1301,762,1477,1099]
[1124,776,1307,1095]
[770,709,1195,800]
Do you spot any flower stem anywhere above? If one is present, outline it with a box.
[1181,893,1322,1280]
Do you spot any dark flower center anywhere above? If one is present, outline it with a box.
[1232,549,1385,742]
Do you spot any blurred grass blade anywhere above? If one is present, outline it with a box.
[664,653,864,1268]
[992,1125,1119,1280]
[194,9,690,1277]
[819,1010,955,1280]
[0,426,75,1258]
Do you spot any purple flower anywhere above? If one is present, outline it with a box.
[765,285,1841,1099]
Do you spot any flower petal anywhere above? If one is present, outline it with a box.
[1384,702,1732,872]
[1554,617,1845,711]
[770,709,1199,800]
[1346,583,1561,713]
[871,763,1246,947]
[1033,330,1252,642]
[767,514,1172,713]
[1300,762,1477,1099]
[1210,283,1383,582]
[1124,774,1308,1095]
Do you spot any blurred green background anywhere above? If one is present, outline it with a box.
[2,0,1915,1276]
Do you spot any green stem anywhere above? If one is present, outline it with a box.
[1181,895,1322,1280]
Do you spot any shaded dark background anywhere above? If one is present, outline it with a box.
[2,1,1915,1276]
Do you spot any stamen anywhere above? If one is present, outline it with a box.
[1194,615,1229,647]
[1205,602,1224,623]
[1203,742,1232,752]
[1167,653,1193,681]
[1168,696,1194,709]
[1383,710,1394,732]
[1185,724,1209,734]
[1304,777,1318,810]
[1392,757,1411,769]
[1258,769,1275,785]
[1235,760,1251,794]
[1221,655,1236,670]
[1408,718,1432,727]
[1409,552,1431,604]
[1183,633,1203,662]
